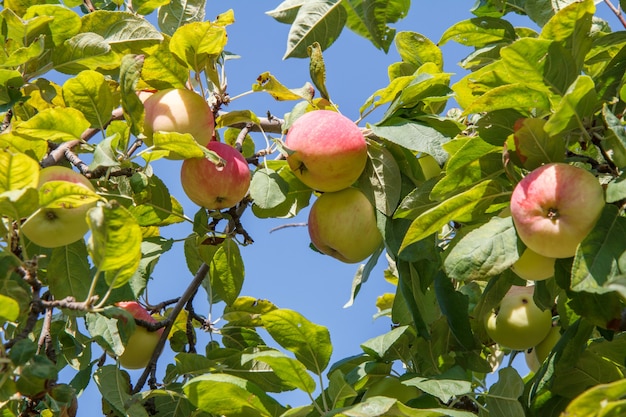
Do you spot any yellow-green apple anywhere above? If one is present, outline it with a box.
[525,325,561,372]
[418,154,441,180]
[485,285,552,351]
[116,301,163,370]
[21,166,98,248]
[362,377,420,404]
[143,88,214,147]
[511,247,556,281]
[180,141,251,210]
[510,163,604,259]
[285,110,367,192]
[308,187,382,263]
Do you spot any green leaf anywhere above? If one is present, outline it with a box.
[151,132,208,159]
[184,373,285,417]
[62,70,116,130]
[80,10,164,50]
[404,366,473,404]
[512,117,565,170]
[360,325,409,361]
[253,72,314,101]
[38,181,100,210]
[128,174,185,227]
[602,104,626,168]
[400,180,506,252]
[370,119,451,165]
[47,239,91,301]
[544,75,598,137]
[169,21,227,71]
[395,31,443,71]
[119,54,144,137]
[439,16,516,48]
[359,141,401,216]
[0,69,25,107]
[0,293,20,322]
[94,365,149,417]
[485,367,525,417]
[307,42,330,100]
[562,378,626,417]
[251,161,312,219]
[444,216,518,281]
[208,238,245,306]
[434,273,477,350]
[87,201,142,288]
[0,148,40,193]
[283,0,346,59]
[22,5,81,46]
[223,297,279,327]
[216,110,261,129]
[15,107,91,142]
[571,205,626,294]
[249,168,289,210]
[0,188,38,220]
[241,350,316,394]
[262,309,332,374]
[463,83,551,115]
[140,35,189,90]
[343,0,410,53]
[266,0,303,24]
[52,33,120,74]
[157,0,206,36]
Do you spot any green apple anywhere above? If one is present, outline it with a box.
[418,154,441,180]
[510,163,605,258]
[143,88,214,147]
[485,285,552,351]
[116,301,163,370]
[362,377,420,404]
[525,325,561,372]
[180,141,251,210]
[308,187,383,263]
[285,110,367,192]
[511,247,556,281]
[21,166,97,248]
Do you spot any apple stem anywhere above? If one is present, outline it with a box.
[547,208,559,220]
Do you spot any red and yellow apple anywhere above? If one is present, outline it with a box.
[308,187,383,263]
[180,141,251,210]
[21,166,97,248]
[116,301,164,370]
[510,163,605,259]
[525,325,560,372]
[485,285,552,351]
[285,110,367,192]
[143,88,214,147]
[511,247,556,281]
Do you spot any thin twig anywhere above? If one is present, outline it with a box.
[604,0,626,28]
[132,263,210,394]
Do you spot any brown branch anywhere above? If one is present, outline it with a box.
[132,262,210,394]
[604,0,626,28]
[218,112,284,134]
[235,122,254,152]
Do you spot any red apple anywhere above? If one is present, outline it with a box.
[21,166,98,248]
[485,285,552,351]
[180,141,251,210]
[143,88,214,147]
[510,163,605,259]
[285,110,367,192]
[116,301,163,370]
[308,187,383,263]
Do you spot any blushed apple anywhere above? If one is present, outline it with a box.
[116,301,164,370]
[308,187,383,263]
[180,141,251,210]
[21,166,98,248]
[485,285,552,351]
[510,163,605,259]
[285,110,367,192]
[511,247,556,281]
[143,88,214,147]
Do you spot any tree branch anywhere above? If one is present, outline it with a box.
[604,0,626,29]
[132,263,210,394]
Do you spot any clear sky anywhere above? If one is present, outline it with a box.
[67,1,620,414]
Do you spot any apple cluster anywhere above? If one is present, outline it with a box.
[285,110,383,263]
[142,88,251,211]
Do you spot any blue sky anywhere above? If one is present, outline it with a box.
[68,1,621,413]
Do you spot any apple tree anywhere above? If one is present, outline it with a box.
[0,0,626,416]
